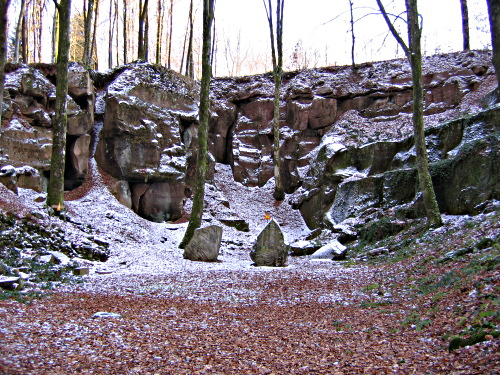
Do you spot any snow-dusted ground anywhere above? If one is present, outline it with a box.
[13,160,314,276]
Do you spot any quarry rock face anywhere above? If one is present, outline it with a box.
[0,63,94,190]
[293,105,500,229]
[210,51,493,193]
[94,63,200,222]
[0,51,497,229]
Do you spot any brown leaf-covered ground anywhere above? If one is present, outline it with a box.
[1,218,499,375]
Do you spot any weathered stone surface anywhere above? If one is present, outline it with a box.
[250,219,288,267]
[219,218,250,232]
[297,105,499,228]
[69,135,91,179]
[73,267,90,276]
[112,180,133,209]
[309,240,347,260]
[0,64,93,184]
[95,94,187,181]
[210,50,492,193]
[0,276,21,290]
[290,240,321,256]
[131,181,185,222]
[183,225,223,262]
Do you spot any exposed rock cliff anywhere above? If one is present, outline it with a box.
[0,50,497,227]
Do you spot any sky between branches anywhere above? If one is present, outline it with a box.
[7,0,491,76]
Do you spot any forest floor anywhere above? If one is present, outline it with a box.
[1,163,499,374]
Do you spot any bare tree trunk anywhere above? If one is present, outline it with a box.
[0,0,10,128]
[21,7,27,62]
[138,0,149,60]
[487,0,500,92]
[83,0,94,66]
[108,0,114,68]
[14,0,25,63]
[211,12,216,75]
[376,0,442,228]
[349,0,356,69]
[123,0,128,64]
[155,0,163,65]
[91,0,99,68]
[185,0,194,78]
[179,23,187,73]
[115,0,119,65]
[47,0,72,208]
[460,0,470,50]
[179,0,215,249]
[167,0,173,68]
[144,5,149,61]
[264,0,285,201]
[51,3,57,63]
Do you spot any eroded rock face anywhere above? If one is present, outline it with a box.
[94,63,200,222]
[0,63,94,190]
[294,105,500,229]
[210,50,493,191]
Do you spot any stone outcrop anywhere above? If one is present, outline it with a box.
[293,105,500,229]
[0,63,95,190]
[250,219,288,266]
[309,240,347,260]
[95,63,200,222]
[210,51,493,191]
[0,51,496,230]
[183,225,223,262]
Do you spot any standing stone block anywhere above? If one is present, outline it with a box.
[250,219,289,267]
[183,225,223,262]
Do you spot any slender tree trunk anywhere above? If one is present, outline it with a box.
[21,10,27,62]
[185,0,194,78]
[167,0,173,68]
[47,0,72,208]
[90,0,99,68]
[14,0,25,63]
[376,0,442,227]
[211,13,216,75]
[51,4,57,63]
[406,0,441,227]
[155,0,163,65]
[83,0,94,66]
[123,0,127,64]
[108,0,113,68]
[460,0,470,50]
[349,0,356,69]
[138,0,149,60]
[144,5,149,60]
[487,0,500,92]
[0,0,10,128]
[115,0,119,65]
[179,0,215,249]
[264,0,285,201]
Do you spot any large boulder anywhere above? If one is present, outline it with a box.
[183,225,223,262]
[309,240,347,260]
[250,219,288,267]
